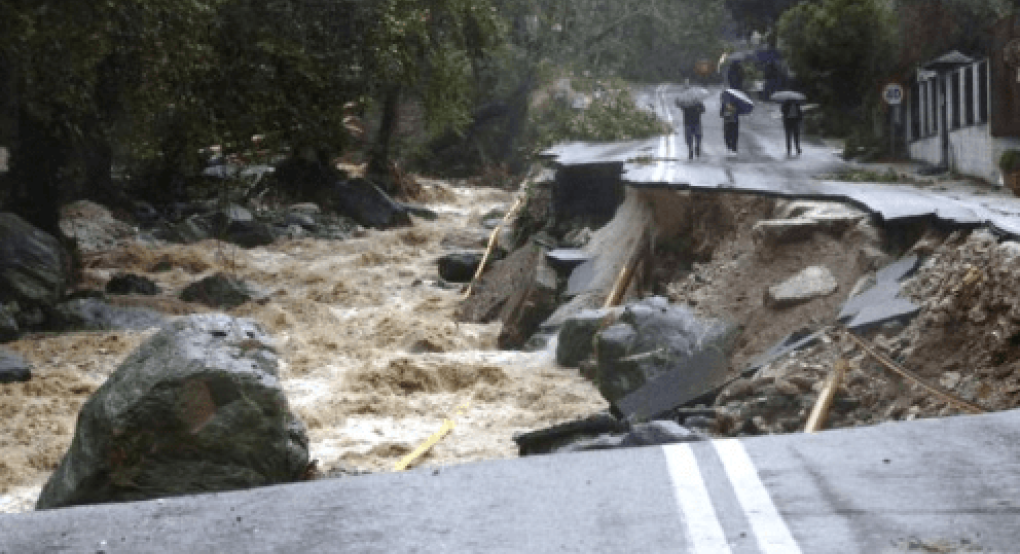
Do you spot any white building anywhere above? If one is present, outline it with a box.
[907,45,1020,185]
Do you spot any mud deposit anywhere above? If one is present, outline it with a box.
[0,182,606,512]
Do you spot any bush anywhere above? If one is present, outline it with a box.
[526,77,669,151]
[999,150,1020,174]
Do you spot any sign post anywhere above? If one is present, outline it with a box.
[883,83,904,157]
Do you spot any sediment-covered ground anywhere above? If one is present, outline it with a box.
[0,181,607,512]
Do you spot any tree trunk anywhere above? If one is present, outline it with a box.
[367,85,401,194]
[8,108,67,239]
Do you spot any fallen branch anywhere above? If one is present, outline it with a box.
[463,196,524,299]
[394,403,471,471]
[804,358,848,433]
[841,329,986,415]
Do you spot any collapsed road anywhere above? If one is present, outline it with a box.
[6,82,1020,552]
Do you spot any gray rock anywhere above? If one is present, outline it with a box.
[595,323,639,401]
[0,213,70,310]
[333,178,411,230]
[0,349,31,383]
[497,257,559,349]
[556,308,615,367]
[284,212,317,230]
[224,220,276,248]
[53,298,167,332]
[180,273,259,308]
[596,297,737,410]
[0,303,19,341]
[36,314,309,509]
[438,252,484,283]
[765,266,838,307]
[106,273,161,296]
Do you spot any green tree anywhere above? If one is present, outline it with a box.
[364,0,504,186]
[0,0,222,234]
[778,0,897,112]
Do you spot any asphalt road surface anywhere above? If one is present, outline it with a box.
[549,84,1020,238]
[2,409,1019,553]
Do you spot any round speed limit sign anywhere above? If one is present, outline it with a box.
[883,83,904,105]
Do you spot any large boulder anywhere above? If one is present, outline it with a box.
[333,178,412,230]
[594,297,737,407]
[36,314,309,510]
[0,213,70,318]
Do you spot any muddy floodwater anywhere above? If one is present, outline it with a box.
[0,182,607,513]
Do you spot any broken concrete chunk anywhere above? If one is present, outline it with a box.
[766,266,838,308]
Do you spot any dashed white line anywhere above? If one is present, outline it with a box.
[663,444,733,554]
[714,440,803,554]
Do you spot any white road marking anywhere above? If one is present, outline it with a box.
[714,440,803,554]
[662,444,733,554]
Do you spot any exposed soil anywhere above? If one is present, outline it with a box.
[0,180,606,512]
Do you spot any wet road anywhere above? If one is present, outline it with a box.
[549,84,1020,237]
[3,409,1019,553]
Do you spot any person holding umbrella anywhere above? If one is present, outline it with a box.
[675,89,707,159]
[720,96,741,154]
[774,90,807,156]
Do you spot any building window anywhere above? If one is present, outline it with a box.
[950,71,961,130]
[964,66,974,126]
[978,61,988,123]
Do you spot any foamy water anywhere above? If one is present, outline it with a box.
[0,181,606,512]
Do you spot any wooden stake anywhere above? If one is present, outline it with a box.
[805,358,848,433]
[463,197,523,299]
[603,231,647,309]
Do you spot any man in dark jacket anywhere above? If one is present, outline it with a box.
[676,98,705,159]
[720,97,740,154]
[781,99,803,156]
